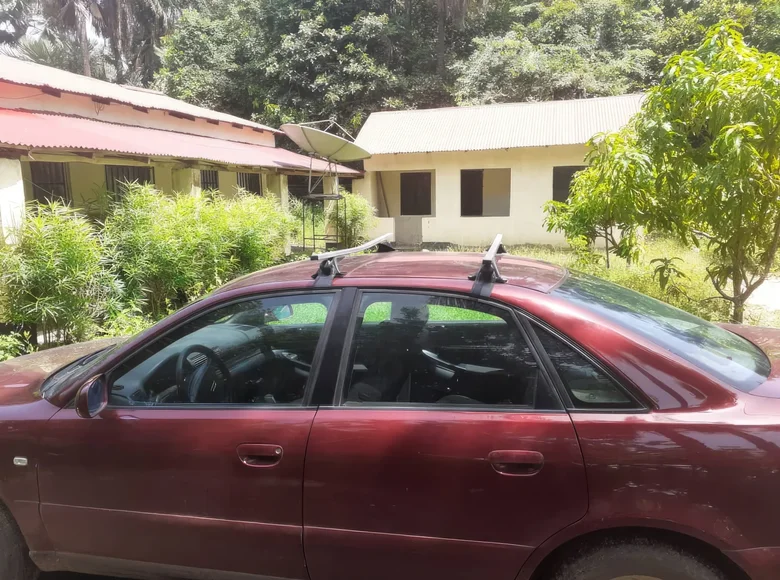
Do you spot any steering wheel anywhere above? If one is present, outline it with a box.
[175,344,232,403]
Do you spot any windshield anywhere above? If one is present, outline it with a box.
[40,341,124,398]
[553,272,771,392]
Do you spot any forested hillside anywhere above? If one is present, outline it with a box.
[3,0,780,130]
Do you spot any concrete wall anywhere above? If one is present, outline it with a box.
[0,159,24,243]
[219,171,239,198]
[361,145,588,246]
[0,81,276,147]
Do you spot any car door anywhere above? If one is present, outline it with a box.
[37,290,339,580]
[303,290,588,580]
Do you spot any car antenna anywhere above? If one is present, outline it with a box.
[469,234,507,297]
[311,233,395,286]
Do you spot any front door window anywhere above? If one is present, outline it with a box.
[109,294,333,406]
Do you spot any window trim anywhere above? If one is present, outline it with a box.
[328,288,566,413]
[519,314,651,413]
[103,289,342,410]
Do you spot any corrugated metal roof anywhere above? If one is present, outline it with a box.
[0,55,279,134]
[0,108,360,175]
[355,94,644,154]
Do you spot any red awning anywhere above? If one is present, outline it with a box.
[0,108,361,175]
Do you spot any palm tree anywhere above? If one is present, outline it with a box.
[434,0,474,77]
[37,0,181,83]
[38,0,103,76]
[0,0,35,44]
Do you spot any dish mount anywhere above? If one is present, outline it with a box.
[280,120,372,252]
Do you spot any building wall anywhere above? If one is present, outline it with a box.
[362,145,588,246]
[219,171,239,198]
[0,81,276,148]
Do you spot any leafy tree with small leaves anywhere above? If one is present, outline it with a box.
[563,21,780,322]
[544,130,649,267]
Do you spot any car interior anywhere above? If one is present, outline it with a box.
[109,297,331,406]
[345,294,559,409]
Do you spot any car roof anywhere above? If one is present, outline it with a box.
[215,251,568,294]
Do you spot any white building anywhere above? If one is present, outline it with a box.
[0,56,358,242]
[354,94,642,247]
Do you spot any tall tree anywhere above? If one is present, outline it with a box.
[36,0,181,82]
[0,0,34,44]
[558,21,780,322]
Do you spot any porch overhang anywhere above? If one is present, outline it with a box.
[0,108,362,176]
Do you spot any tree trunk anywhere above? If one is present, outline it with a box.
[604,228,611,269]
[731,270,745,323]
[731,297,745,324]
[79,13,91,77]
[406,0,413,27]
[436,0,446,77]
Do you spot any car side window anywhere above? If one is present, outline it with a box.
[108,293,334,406]
[343,292,560,410]
[533,324,641,409]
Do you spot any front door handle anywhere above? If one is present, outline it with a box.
[488,450,544,476]
[237,443,283,468]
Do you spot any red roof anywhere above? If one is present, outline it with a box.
[0,55,277,134]
[0,108,360,175]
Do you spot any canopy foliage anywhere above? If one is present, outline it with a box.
[547,21,780,322]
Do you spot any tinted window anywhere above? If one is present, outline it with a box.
[534,325,639,409]
[554,272,771,392]
[343,293,559,409]
[109,294,333,406]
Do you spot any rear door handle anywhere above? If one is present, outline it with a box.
[488,450,544,476]
[237,443,283,468]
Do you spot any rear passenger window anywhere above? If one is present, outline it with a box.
[533,325,641,409]
[342,292,560,410]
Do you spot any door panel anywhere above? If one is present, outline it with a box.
[303,408,587,580]
[39,407,314,578]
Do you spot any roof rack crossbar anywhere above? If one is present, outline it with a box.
[469,234,508,287]
[311,233,395,281]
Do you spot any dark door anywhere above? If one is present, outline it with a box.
[400,172,432,215]
[460,169,483,216]
[38,291,338,579]
[303,291,588,580]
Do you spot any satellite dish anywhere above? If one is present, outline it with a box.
[281,123,371,163]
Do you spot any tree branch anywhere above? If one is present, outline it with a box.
[706,267,734,301]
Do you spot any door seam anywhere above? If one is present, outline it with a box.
[300,406,319,580]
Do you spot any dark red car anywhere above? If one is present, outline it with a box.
[1,235,779,580]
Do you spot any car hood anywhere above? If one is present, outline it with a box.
[721,324,780,399]
[0,338,119,406]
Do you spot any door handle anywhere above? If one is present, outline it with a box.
[488,450,544,476]
[236,444,283,468]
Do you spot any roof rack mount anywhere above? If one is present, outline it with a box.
[311,233,395,281]
[469,234,508,288]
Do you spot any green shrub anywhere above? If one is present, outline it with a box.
[289,195,326,244]
[0,202,112,344]
[326,190,377,248]
[0,332,35,362]
[103,184,295,319]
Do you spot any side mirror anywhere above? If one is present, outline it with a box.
[75,375,108,419]
[271,304,294,321]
